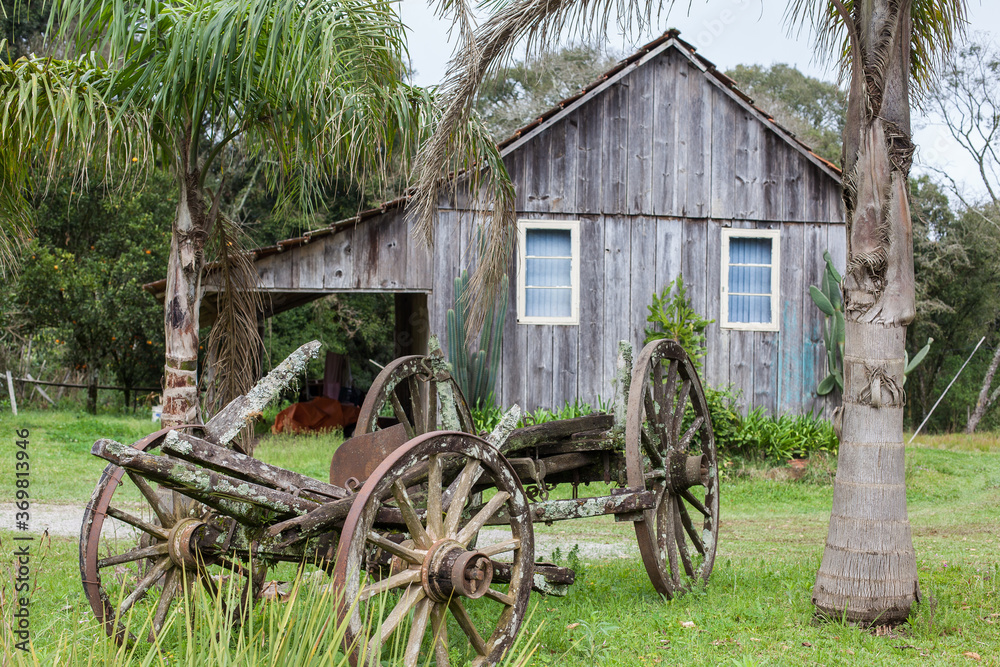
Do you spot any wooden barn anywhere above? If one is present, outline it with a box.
[148,30,846,416]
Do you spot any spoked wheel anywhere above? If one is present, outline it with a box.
[625,339,720,599]
[355,354,475,438]
[80,427,265,644]
[333,432,534,667]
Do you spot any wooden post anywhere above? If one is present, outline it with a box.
[6,370,17,415]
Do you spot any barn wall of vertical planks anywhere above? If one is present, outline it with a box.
[144,31,844,417]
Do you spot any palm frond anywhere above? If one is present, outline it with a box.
[784,0,968,95]
[203,215,264,420]
[0,50,152,275]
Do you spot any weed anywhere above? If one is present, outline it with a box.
[565,611,619,662]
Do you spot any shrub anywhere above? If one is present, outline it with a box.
[644,275,714,371]
[729,408,839,461]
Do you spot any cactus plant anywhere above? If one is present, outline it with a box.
[446,269,507,408]
[810,250,932,395]
[810,251,846,396]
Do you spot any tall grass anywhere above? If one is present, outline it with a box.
[2,557,539,666]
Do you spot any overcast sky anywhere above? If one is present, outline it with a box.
[399,0,1000,203]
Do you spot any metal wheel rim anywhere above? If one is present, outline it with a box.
[79,426,261,644]
[624,339,720,598]
[355,355,474,437]
[332,431,534,667]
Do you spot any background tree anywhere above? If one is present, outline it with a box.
[907,176,1000,432]
[926,33,1000,433]
[415,0,968,624]
[2,0,432,429]
[14,169,174,412]
[476,42,619,139]
[725,63,846,164]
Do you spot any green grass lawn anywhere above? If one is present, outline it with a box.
[1,409,998,665]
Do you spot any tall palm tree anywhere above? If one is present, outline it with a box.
[415,0,967,623]
[1,0,432,426]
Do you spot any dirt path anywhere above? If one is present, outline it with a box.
[2,504,639,562]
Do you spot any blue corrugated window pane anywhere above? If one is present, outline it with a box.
[526,258,572,286]
[728,237,773,324]
[526,229,571,257]
[526,288,572,317]
[728,294,771,323]
[524,228,573,318]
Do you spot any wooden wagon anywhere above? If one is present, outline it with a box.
[81,337,719,666]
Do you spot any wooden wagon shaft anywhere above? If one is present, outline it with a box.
[491,561,576,597]
[264,496,355,544]
[202,340,322,447]
[92,439,319,518]
[502,414,615,455]
[161,431,348,502]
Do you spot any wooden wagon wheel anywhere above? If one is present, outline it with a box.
[355,354,475,438]
[333,431,534,667]
[80,426,265,644]
[625,339,720,599]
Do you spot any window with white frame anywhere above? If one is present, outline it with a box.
[720,228,780,331]
[517,220,580,325]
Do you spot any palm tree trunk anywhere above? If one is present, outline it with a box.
[813,0,919,624]
[162,169,208,428]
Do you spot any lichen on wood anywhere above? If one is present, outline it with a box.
[207,340,322,447]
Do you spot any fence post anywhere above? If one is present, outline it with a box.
[6,370,17,415]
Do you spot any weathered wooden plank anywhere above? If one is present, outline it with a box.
[630,217,657,353]
[552,322,579,409]
[524,130,551,213]
[777,222,805,415]
[456,209,477,274]
[710,87,736,220]
[654,217,683,289]
[651,49,677,217]
[809,168,824,223]
[506,150,526,213]
[704,219,729,389]
[804,222,828,414]
[601,81,629,214]
[430,210,460,340]
[93,439,318,518]
[549,116,575,213]
[783,144,805,223]
[322,228,354,289]
[626,63,654,215]
[256,257,276,289]
[763,130,784,222]
[161,431,347,502]
[379,212,408,290]
[686,73,712,218]
[673,62,690,216]
[730,330,755,413]
[291,239,324,289]
[603,216,631,402]
[733,110,751,219]
[754,331,778,415]
[577,104,603,215]
[405,215,433,291]
[351,220,380,289]
[270,248,293,291]
[526,325,553,411]
[500,253,526,410]
[682,219,708,319]
[577,216,605,407]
